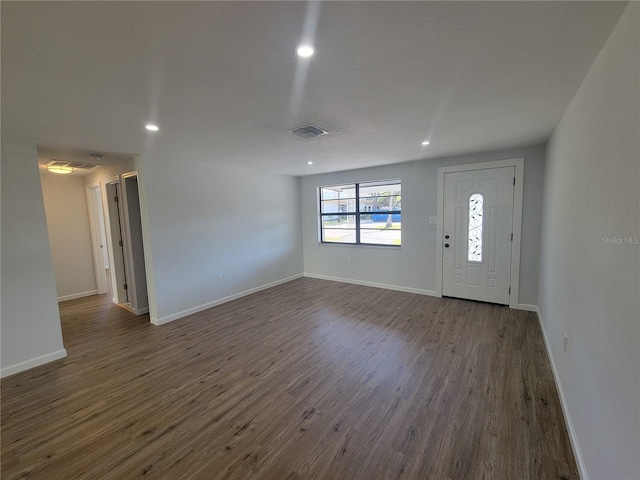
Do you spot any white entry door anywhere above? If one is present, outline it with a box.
[442,166,515,304]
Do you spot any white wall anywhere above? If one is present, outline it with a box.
[1,140,67,377]
[40,171,97,300]
[137,152,304,325]
[301,144,545,306]
[539,4,639,480]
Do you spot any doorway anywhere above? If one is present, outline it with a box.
[105,180,129,304]
[120,173,148,315]
[436,159,524,307]
[103,173,149,315]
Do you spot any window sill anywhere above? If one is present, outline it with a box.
[318,242,401,250]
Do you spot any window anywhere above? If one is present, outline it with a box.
[468,193,483,262]
[319,180,401,246]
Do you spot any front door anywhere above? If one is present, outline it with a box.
[442,166,514,304]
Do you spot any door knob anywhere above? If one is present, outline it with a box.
[444,243,450,248]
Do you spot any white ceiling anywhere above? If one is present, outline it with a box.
[1,1,626,177]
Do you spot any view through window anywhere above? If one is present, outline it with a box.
[319,180,401,246]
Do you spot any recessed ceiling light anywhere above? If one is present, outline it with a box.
[46,165,73,174]
[307,161,314,165]
[145,124,159,132]
[421,140,430,146]
[297,44,315,58]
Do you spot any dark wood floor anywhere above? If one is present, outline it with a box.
[1,278,578,480]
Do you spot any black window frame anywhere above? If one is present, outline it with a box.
[319,179,402,247]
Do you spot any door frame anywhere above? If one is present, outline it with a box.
[436,158,524,308]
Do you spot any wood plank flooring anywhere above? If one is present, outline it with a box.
[1,278,578,479]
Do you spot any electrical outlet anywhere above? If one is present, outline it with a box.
[346,256,352,264]
[218,273,224,282]
[563,333,568,353]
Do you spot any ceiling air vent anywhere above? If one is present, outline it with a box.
[67,162,100,170]
[47,160,101,170]
[48,160,69,167]
[290,124,328,139]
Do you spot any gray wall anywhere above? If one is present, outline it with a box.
[302,144,546,307]
[1,140,67,376]
[137,150,304,324]
[539,4,639,479]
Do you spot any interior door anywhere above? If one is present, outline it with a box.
[106,181,129,303]
[442,166,514,304]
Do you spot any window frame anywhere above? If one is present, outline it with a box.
[319,179,402,247]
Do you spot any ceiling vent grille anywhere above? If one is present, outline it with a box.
[290,124,328,139]
[47,160,101,170]
[48,160,69,167]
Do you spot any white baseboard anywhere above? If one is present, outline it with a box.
[303,273,438,297]
[0,348,67,378]
[303,275,534,311]
[535,306,588,480]
[151,274,304,326]
[117,303,149,316]
[58,289,98,302]
[516,303,538,312]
